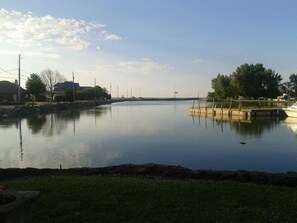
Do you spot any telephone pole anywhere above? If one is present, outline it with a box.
[94,79,97,100]
[18,54,21,102]
[72,72,75,101]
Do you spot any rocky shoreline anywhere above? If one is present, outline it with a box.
[1,164,297,187]
[0,100,112,118]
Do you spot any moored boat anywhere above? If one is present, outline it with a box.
[283,102,297,118]
[284,117,297,134]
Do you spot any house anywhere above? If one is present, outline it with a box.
[54,81,81,93]
[0,80,28,102]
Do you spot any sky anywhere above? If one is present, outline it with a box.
[1,0,297,98]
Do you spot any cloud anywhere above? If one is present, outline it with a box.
[191,59,204,64]
[100,30,123,41]
[0,48,61,59]
[0,8,110,51]
[95,58,173,75]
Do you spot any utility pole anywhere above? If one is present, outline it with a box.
[72,72,75,101]
[117,85,119,98]
[110,84,112,99]
[174,82,175,99]
[18,54,21,102]
[94,79,97,100]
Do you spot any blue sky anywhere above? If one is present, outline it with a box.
[1,0,297,97]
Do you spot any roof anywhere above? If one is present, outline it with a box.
[54,81,80,92]
[0,81,27,94]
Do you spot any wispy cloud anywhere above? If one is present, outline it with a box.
[0,8,123,55]
[191,59,204,64]
[100,30,123,41]
[94,58,173,75]
[0,48,61,59]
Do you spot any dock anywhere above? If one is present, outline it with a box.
[190,107,285,119]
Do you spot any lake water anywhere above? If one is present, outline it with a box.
[0,100,297,173]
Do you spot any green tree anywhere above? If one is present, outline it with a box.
[210,63,283,100]
[25,73,46,101]
[64,86,110,101]
[230,63,266,98]
[279,81,292,95]
[230,63,281,99]
[210,74,233,100]
[261,69,282,98]
[289,74,297,97]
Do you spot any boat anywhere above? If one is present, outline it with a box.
[284,117,297,134]
[283,102,297,118]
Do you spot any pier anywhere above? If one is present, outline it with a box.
[190,99,288,120]
[190,107,285,119]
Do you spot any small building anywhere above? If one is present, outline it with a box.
[54,81,81,93]
[0,81,28,102]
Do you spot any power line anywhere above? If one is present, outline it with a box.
[0,76,16,79]
[21,68,31,74]
[5,68,17,72]
[0,67,17,76]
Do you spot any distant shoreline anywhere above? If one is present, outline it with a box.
[0,98,197,119]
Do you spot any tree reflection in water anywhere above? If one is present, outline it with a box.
[27,115,47,134]
[191,115,284,137]
[24,107,110,136]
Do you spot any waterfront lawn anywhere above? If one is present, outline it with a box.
[2,176,297,223]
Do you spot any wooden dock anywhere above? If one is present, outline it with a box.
[190,107,285,119]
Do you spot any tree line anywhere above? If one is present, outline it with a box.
[208,63,297,100]
[25,69,110,102]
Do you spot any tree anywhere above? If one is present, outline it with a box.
[279,81,292,96]
[230,63,281,99]
[25,73,46,101]
[209,63,282,100]
[210,74,233,100]
[40,69,65,101]
[230,63,266,98]
[64,86,110,101]
[261,69,282,98]
[289,74,297,97]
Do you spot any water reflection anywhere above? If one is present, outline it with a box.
[0,118,19,129]
[27,115,47,134]
[23,108,109,136]
[0,101,296,172]
[191,114,283,137]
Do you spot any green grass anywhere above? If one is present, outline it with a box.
[2,176,297,222]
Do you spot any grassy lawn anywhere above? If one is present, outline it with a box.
[2,175,297,222]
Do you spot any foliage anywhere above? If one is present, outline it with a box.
[25,73,46,101]
[209,63,282,100]
[289,74,297,97]
[3,175,297,222]
[40,69,66,101]
[211,74,233,100]
[64,86,110,101]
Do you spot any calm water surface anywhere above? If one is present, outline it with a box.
[0,100,297,172]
